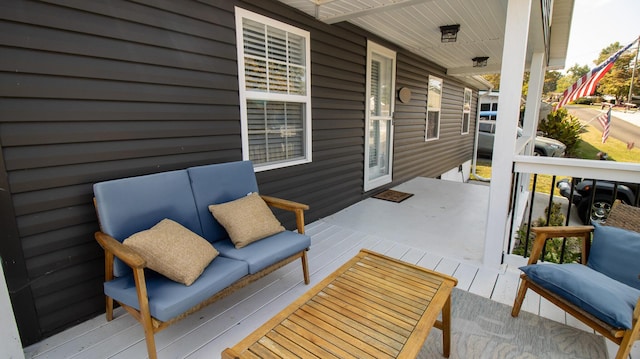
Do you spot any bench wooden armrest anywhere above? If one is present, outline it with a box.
[260,195,309,234]
[95,231,146,270]
[260,195,309,211]
[528,226,594,265]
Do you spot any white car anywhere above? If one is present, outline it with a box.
[477,120,566,157]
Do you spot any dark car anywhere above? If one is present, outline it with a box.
[477,120,566,158]
[557,178,639,224]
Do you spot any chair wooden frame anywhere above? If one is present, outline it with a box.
[94,195,310,359]
[511,217,640,359]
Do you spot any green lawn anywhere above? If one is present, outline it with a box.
[471,124,640,195]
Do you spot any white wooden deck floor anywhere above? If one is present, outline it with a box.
[23,178,639,359]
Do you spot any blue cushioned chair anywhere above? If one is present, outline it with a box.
[511,202,640,359]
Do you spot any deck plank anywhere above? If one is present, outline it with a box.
[451,262,478,291]
[467,267,499,298]
[489,269,520,305]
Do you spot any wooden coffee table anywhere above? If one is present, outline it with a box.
[222,249,458,358]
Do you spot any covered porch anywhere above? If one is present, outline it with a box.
[3,0,639,357]
[22,177,637,358]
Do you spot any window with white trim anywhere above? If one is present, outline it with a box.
[426,76,442,140]
[235,7,312,171]
[461,88,472,134]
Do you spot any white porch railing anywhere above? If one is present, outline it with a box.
[505,156,640,264]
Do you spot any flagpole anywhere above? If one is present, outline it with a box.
[581,111,609,127]
[627,36,640,105]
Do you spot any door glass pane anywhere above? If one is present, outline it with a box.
[368,119,390,180]
[370,53,393,117]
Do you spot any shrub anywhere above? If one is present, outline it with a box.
[538,108,583,156]
[513,202,583,263]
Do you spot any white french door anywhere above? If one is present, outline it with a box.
[364,41,396,191]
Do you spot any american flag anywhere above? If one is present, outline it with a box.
[554,39,636,111]
[597,107,611,143]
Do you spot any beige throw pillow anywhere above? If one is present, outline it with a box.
[123,219,219,286]
[209,192,285,249]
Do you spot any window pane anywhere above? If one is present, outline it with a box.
[268,61,288,93]
[243,19,265,57]
[247,100,304,164]
[288,33,306,66]
[462,113,470,133]
[245,57,267,91]
[480,103,490,111]
[289,65,306,95]
[492,103,498,111]
[427,78,442,111]
[464,89,472,112]
[427,111,439,139]
[267,26,287,62]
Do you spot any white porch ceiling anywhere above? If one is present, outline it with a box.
[278,0,574,89]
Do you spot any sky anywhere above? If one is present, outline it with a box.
[564,0,640,70]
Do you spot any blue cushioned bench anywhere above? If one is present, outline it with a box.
[93,160,310,359]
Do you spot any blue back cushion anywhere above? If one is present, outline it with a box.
[93,170,202,277]
[187,161,259,243]
[588,222,640,290]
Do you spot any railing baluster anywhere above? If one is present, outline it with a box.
[507,172,520,257]
[546,175,556,225]
[525,174,537,259]
[587,179,597,224]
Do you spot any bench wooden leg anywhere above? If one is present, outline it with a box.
[301,250,310,284]
[105,296,114,321]
[442,295,452,358]
[133,268,158,359]
[616,308,640,359]
[511,277,529,317]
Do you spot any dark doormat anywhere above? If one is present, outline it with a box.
[372,189,414,203]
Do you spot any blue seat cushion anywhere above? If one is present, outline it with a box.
[588,222,640,290]
[214,231,311,274]
[104,257,248,322]
[520,263,640,329]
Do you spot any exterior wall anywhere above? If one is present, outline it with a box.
[0,0,477,345]
[393,51,477,182]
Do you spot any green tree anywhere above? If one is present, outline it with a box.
[596,42,623,64]
[556,63,589,93]
[544,70,562,94]
[595,42,639,102]
[482,73,501,90]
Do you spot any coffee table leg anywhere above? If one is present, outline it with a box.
[442,295,452,358]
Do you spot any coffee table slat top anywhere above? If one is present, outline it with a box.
[222,249,457,359]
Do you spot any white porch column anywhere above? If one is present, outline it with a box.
[522,51,547,153]
[483,0,532,268]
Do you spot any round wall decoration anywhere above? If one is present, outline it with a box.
[398,87,412,103]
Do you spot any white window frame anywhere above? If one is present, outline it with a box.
[426,75,442,141]
[461,88,472,134]
[235,7,312,172]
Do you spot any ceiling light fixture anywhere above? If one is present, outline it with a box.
[472,56,489,67]
[439,24,460,43]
